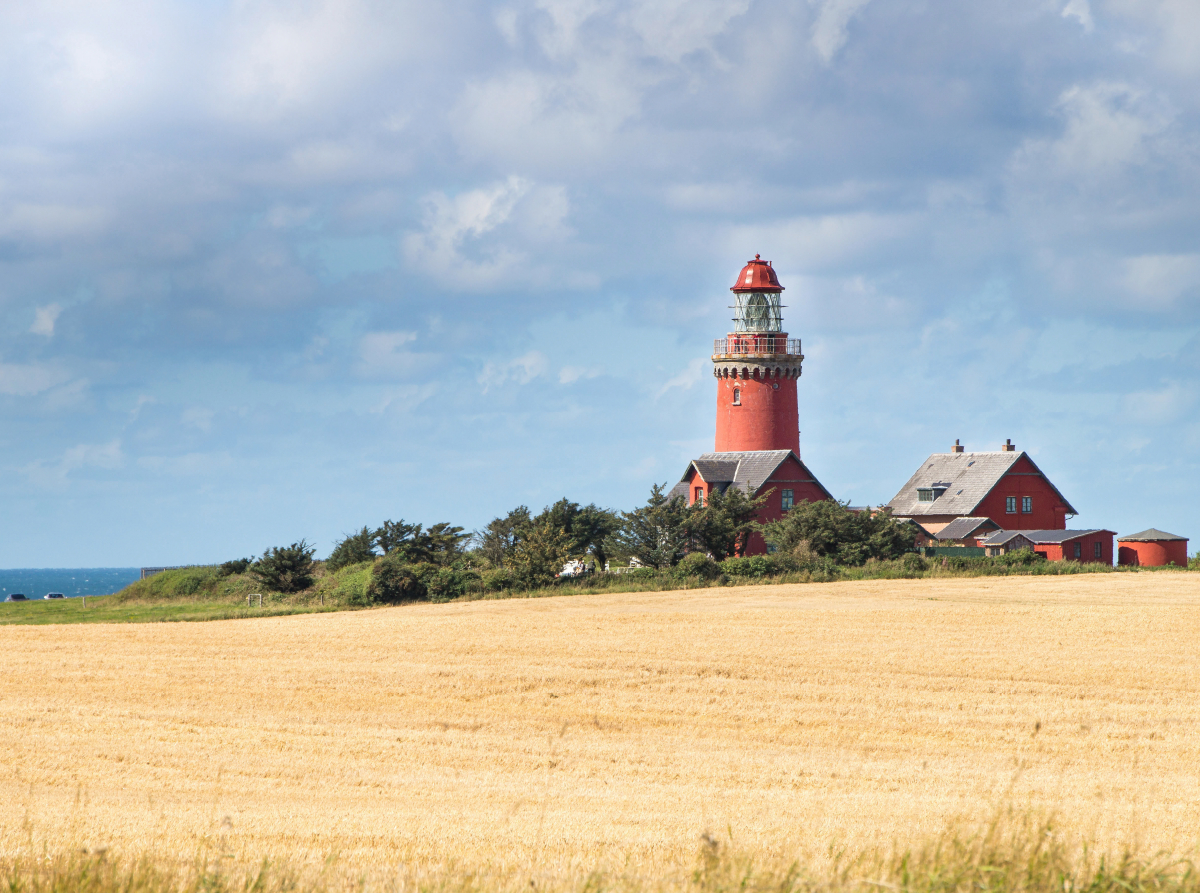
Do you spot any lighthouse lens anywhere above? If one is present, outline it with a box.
[745,294,769,331]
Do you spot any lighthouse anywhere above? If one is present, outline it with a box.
[668,255,832,555]
[713,254,804,453]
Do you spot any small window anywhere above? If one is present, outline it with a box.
[1022,496,1032,513]
[1094,541,1102,559]
[732,388,741,405]
[1073,542,1081,559]
[694,486,704,505]
[918,488,935,502]
[1006,496,1017,513]
[781,489,794,511]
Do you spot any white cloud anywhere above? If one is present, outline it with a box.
[725,211,921,275]
[181,407,215,432]
[25,439,124,487]
[810,0,872,64]
[1011,82,1171,182]
[0,361,72,396]
[479,350,548,393]
[655,358,706,399]
[1122,381,1197,425]
[1120,254,1200,309]
[30,303,62,337]
[401,177,570,290]
[357,331,420,378]
[1062,0,1094,33]
[559,365,603,384]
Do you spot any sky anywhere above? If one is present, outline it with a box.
[1,0,1198,567]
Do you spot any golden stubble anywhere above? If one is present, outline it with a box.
[1,573,1198,874]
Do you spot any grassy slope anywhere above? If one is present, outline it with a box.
[2,558,1191,626]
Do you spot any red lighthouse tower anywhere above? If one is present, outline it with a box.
[713,255,804,453]
[667,254,831,554]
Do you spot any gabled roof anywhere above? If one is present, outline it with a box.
[670,450,834,500]
[980,530,1035,547]
[933,517,999,541]
[981,528,1113,545]
[886,450,1078,518]
[1118,528,1188,542]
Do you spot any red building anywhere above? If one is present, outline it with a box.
[886,439,1077,533]
[979,529,1115,564]
[669,256,832,555]
[1117,529,1190,567]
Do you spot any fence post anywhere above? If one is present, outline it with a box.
[258,593,263,608]
[247,594,251,607]
[82,595,86,608]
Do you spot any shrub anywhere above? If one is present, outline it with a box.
[219,558,252,576]
[672,552,721,580]
[901,552,927,572]
[481,567,516,592]
[1190,552,1200,571]
[998,548,1045,567]
[721,555,780,578]
[326,527,377,572]
[366,553,428,603]
[250,541,316,593]
[423,565,481,603]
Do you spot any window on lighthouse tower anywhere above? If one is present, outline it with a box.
[733,388,741,405]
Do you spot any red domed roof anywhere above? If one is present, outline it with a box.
[730,254,784,293]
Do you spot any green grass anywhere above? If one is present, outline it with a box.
[0,596,350,625]
[1,812,1198,893]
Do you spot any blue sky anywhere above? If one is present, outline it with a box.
[1,0,1197,567]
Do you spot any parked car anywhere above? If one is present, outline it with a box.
[4,593,28,602]
[44,592,65,599]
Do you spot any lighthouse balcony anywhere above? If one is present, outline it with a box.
[712,337,801,358]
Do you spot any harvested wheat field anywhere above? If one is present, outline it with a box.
[2,573,1200,875]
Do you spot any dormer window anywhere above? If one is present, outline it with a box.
[918,483,951,502]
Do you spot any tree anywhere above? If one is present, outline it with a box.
[374,519,423,558]
[609,484,690,569]
[687,485,767,561]
[251,540,316,592]
[219,557,252,576]
[505,519,573,587]
[374,519,469,566]
[366,552,428,603]
[535,499,620,568]
[475,506,532,567]
[761,500,915,565]
[326,527,377,572]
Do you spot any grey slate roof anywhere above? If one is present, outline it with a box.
[1118,528,1188,542]
[886,450,1078,518]
[933,517,999,541]
[672,450,833,500]
[980,530,1035,547]
[981,529,1113,545]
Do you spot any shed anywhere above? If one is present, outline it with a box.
[1117,529,1190,567]
[979,530,1036,558]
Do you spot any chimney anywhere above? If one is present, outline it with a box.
[1002,438,1015,452]
[952,439,964,453]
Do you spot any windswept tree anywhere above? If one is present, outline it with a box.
[374,519,468,566]
[687,485,767,561]
[761,500,914,565]
[326,526,377,572]
[475,506,532,567]
[609,484,690,569]
[536,499,620,568]
[251,540,316,593]
[505,519,573,587]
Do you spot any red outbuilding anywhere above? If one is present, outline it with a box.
[1117,529,1190,567]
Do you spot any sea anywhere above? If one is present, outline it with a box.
[0,568,141,599]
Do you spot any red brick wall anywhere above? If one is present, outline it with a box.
[975,455,1071,530]
[714,373,799,454]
